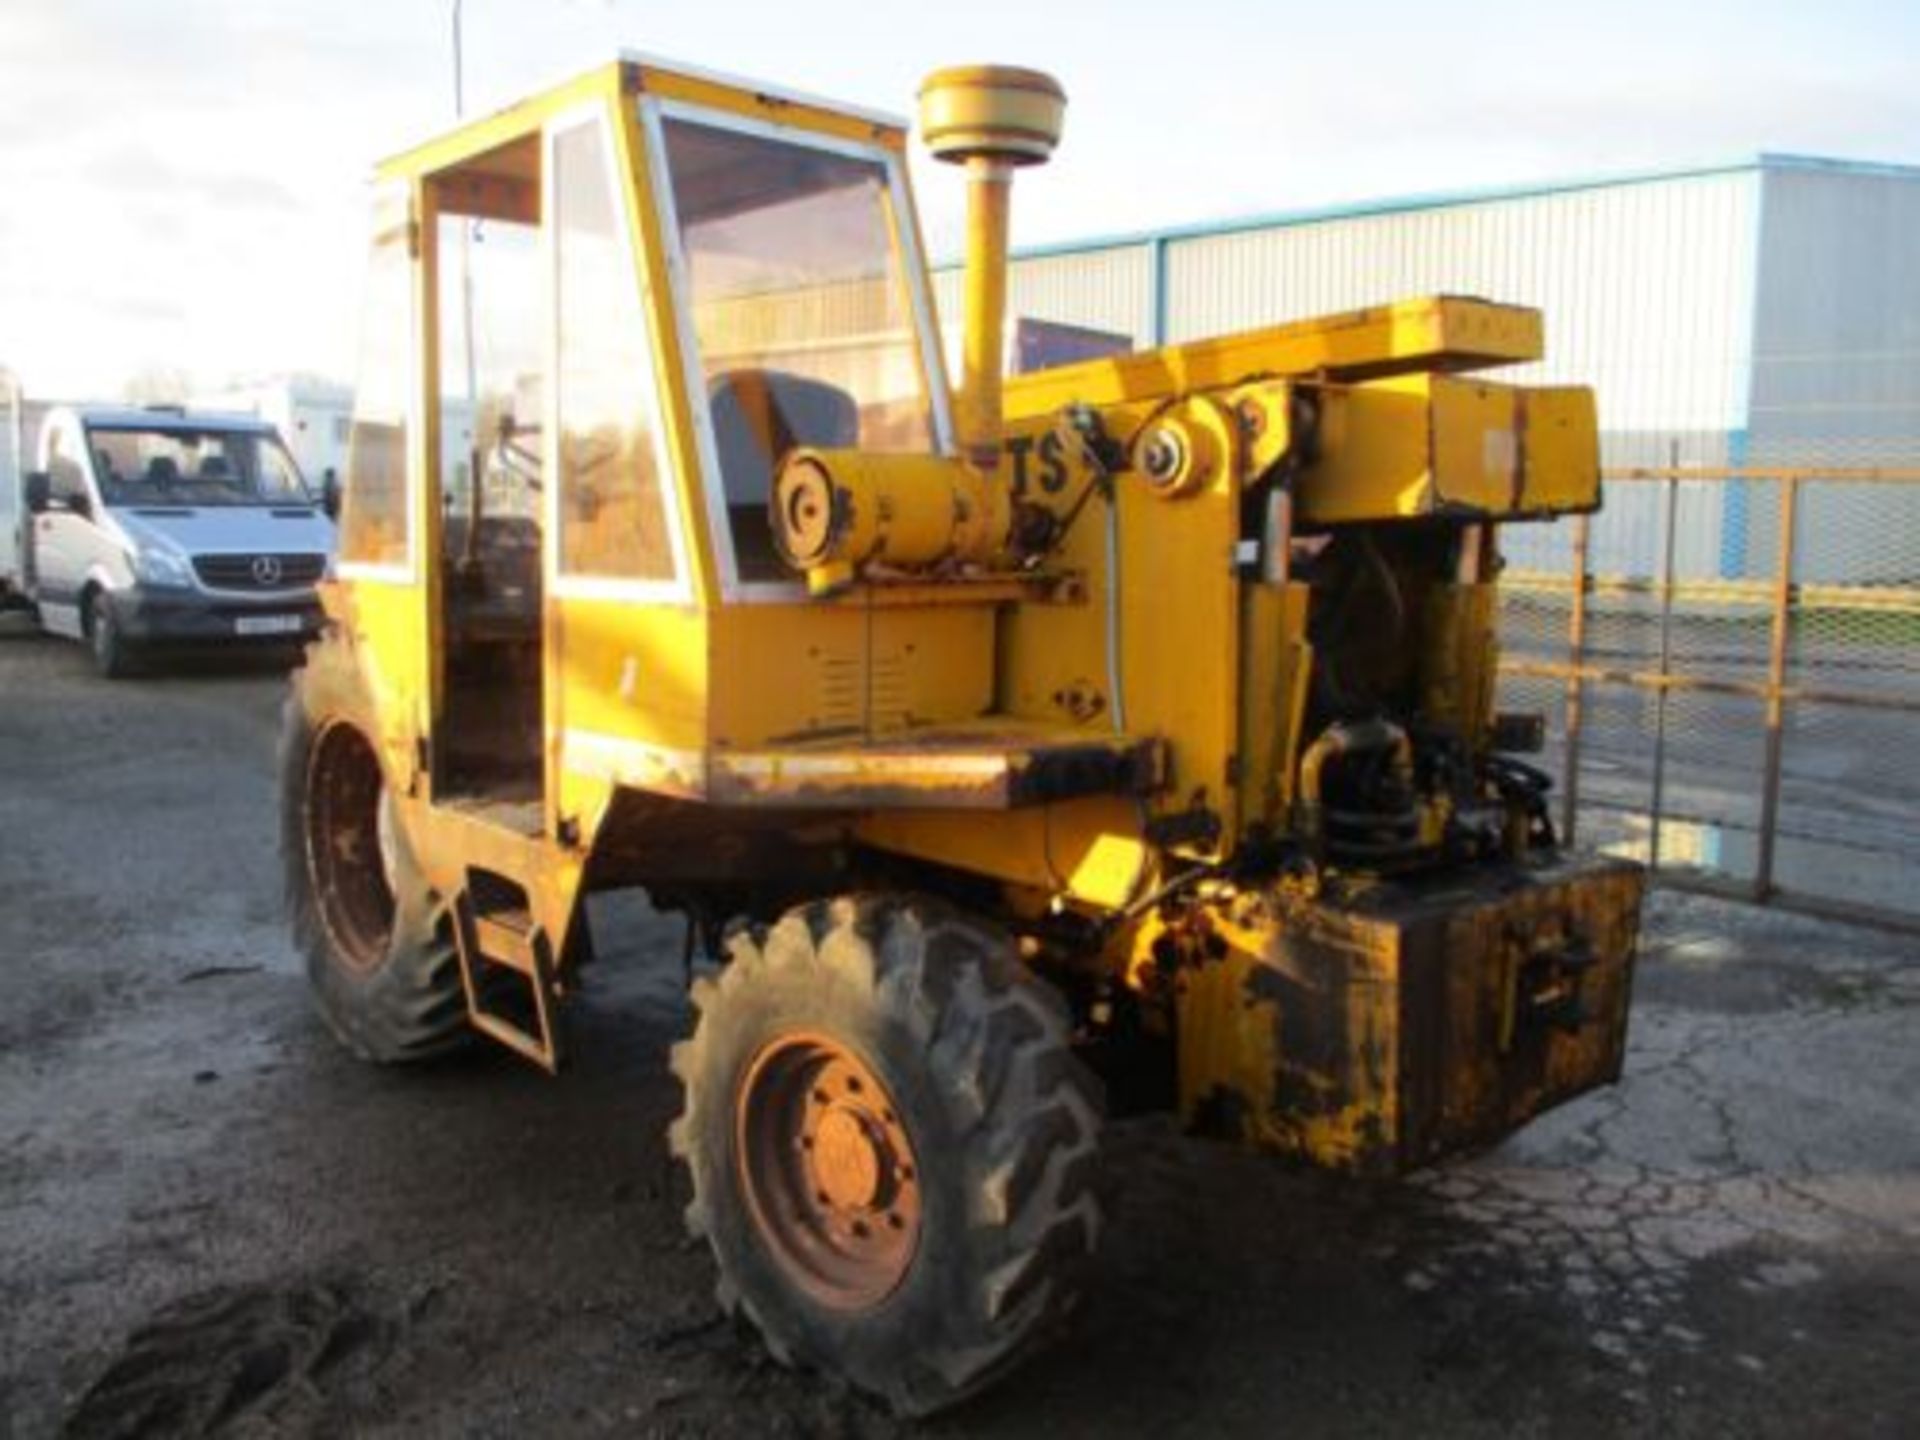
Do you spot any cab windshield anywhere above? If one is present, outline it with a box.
[85,424,312,508]
[659,114,935,581]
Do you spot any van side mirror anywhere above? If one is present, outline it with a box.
[24,471,50,513]
[66,489,92,520]
[320,470,341,521]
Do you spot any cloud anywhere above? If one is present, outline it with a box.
[77,144,302,215]
[4,0,1917,397]
[107,294,191,326]
[0,0,449,395]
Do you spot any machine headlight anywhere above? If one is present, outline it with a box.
[133,547,195,589]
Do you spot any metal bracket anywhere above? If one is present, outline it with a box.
[1498,931,1595,1053]
[451,886,564,1074]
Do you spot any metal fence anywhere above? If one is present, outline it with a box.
[1498,466,1920,931]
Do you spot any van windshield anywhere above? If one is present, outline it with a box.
[85,424,311,508]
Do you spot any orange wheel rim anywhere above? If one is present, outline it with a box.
[305,722,396,974]
[735,1031,922,1310]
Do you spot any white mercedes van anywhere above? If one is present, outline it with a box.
[4,404,336,676]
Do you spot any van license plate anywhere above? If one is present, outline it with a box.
[235,615,304,636]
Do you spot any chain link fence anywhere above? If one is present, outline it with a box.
[1498,465,1920,931]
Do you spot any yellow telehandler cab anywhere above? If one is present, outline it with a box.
[282,56,1643,1413]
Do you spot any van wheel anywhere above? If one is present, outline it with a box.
[281,632,470,1062]
[671,896,1105,1416]
[88,590,137,678]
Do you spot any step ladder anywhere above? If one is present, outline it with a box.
[451,876,564,1074]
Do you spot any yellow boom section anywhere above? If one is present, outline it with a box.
[1005,295,1545,411]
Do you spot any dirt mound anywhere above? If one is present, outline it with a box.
[63,1276,400,1438]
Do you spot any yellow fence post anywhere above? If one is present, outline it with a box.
[1753,474,1800,899]
[1500,463,1920,932]
[1561,511,1591,844]
[1646,457,1681,871]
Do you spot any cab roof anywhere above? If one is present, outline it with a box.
[375,54,909,184]
[617,51,908,131]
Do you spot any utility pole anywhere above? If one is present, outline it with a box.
[451,0,466,116]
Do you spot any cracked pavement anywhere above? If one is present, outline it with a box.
[1,621,1916,1437]
[1397,899,1920,1425]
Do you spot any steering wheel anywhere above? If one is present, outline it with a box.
[488,422,544,493]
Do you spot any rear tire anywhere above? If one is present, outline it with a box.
[88,590,137,679]
[280,631,470,1062]
[670,895,1104,1416]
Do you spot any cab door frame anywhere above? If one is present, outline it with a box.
[331,179,438,801]
[539,96,707,836]
[635,94,957,607]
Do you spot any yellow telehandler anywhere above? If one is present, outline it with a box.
[282,55,1642,1413]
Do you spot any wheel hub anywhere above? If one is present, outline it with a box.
[811,1105,886,1211]
[736,1033,921,1310]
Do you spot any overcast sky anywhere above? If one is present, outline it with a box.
[2,0,1916,398]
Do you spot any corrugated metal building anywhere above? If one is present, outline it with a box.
[935,154,1920,581]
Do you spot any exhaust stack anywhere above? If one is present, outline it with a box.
[917,66,1065,470]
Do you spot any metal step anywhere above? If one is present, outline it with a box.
[472,912,537,976]
[451,882,562,1074]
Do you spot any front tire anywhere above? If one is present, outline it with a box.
[280,632,470,1062]
[670,896,1104,1415]
[88,590,137,678]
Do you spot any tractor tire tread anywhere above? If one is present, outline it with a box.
[669,892,1104,1417]
[279,630,472,1064]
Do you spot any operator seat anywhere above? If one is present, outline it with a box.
[708,369,857,582]
[96,450,130,503]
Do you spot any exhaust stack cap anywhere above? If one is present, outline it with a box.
[918,65,1065,167]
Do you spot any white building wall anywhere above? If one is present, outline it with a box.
[1748,164,1920,463]
[193,377,355,483]
[948,170,1785,582]
[1745,164,1920,582]
[934,244,1154,375]
[906,160,1920,585]
[1160,172,1763,580]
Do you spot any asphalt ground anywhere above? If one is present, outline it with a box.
[2,614,1917,1438]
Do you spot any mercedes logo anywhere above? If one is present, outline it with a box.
[250,554,284,586]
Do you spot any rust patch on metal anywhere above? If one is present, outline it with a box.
[707,729,1168,811]
[1175,853,1644,1176]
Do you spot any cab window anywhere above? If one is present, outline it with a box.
[658,115,931,583]
[338,194,414,570]
[553,115,677,585]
